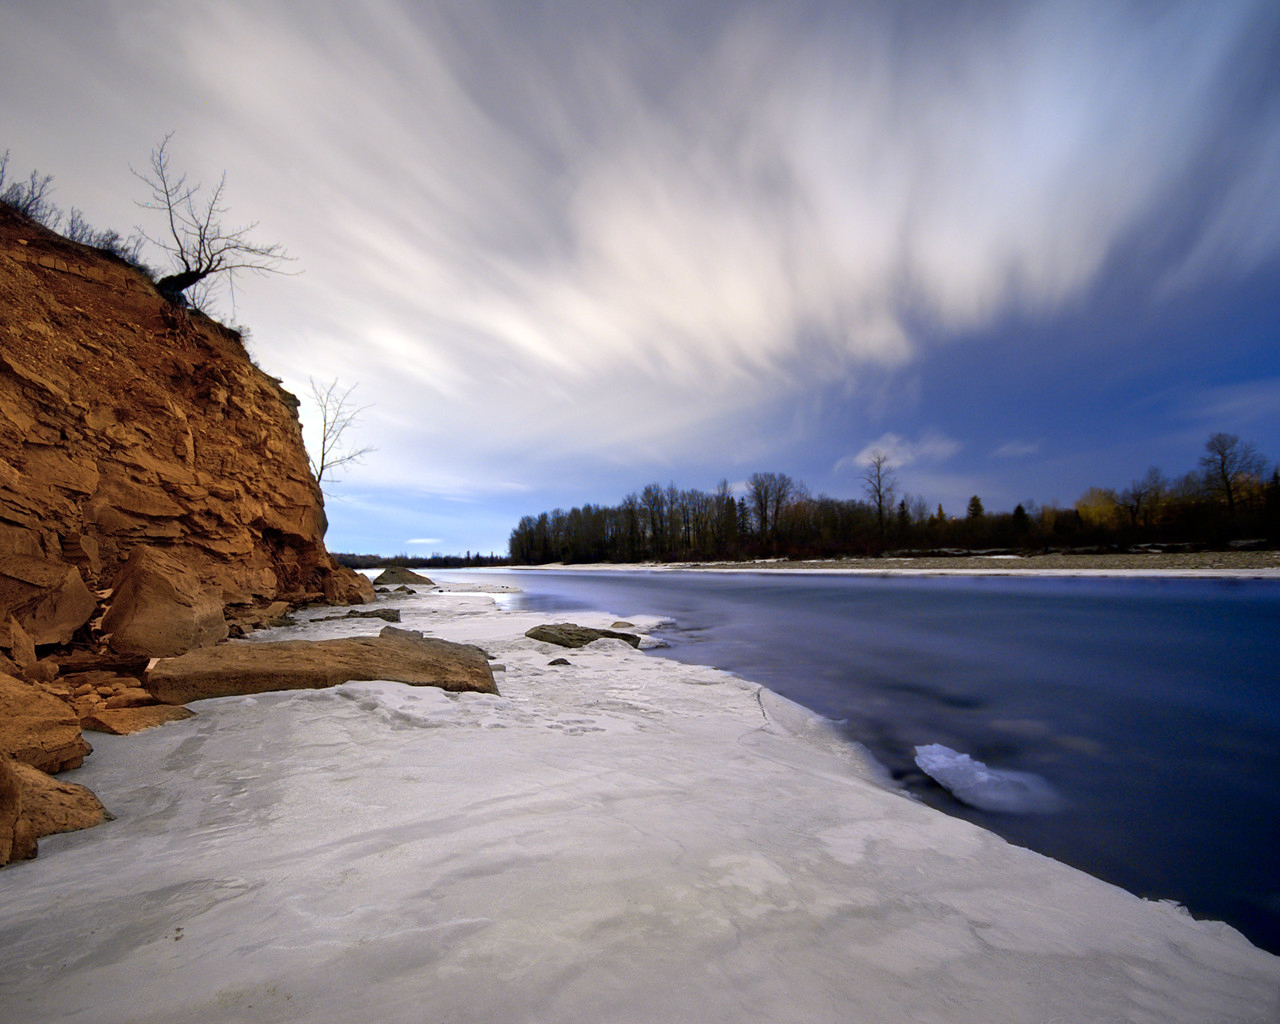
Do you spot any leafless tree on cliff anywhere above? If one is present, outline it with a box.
[308,378,375,486]
[132,133,293,307]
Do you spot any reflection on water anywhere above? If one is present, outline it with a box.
[441,568,1280,954]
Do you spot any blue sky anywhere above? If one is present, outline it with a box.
[3,0,1278,556]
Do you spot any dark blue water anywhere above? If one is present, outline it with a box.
[444,569,1280,953]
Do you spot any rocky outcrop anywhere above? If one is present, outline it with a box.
[145,626,499,703]
[371,567,434,585]
[0,674,91,773]
[525,623,642,649]
[0,203,373,664]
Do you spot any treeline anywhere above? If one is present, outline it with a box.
[508,433,1279,564]
[333,552,510,570]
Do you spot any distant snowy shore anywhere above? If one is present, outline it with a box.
[1,581,1276,1023]
[515,549,1280,578]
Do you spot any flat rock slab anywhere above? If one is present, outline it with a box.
[317,608,401,623]
[525,623,641,649]
[145,627,498,704]
[81,706,196,735]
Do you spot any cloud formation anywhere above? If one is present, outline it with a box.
[56,0,1269,480]
[3,0,1278,550]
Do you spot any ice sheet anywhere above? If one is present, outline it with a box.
[1,587,1275,1023]
[914,742,1062,813]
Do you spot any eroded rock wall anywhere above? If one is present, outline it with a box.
[0,204,371,655]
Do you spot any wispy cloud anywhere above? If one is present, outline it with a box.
[80,0,1275,480]
[3,0,1278,550]
[837,431,962,472]
[992,441,1042,459]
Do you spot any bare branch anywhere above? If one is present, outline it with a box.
[307,377,375,486]
[132,132,294,306]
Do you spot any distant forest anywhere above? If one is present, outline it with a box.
[508,433,1279,565]
[334,552,510,570]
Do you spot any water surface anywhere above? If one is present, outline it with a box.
[441,568,1280,954]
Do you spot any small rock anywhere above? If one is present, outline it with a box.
[548,658,571,667]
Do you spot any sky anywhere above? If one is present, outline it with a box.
[2,0,1279,556]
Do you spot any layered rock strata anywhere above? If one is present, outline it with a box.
[0,203,372,661]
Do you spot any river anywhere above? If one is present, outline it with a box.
[434,567,1280,954]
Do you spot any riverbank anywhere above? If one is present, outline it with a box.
[518,549,1280,576]
[2,579,1275,1022]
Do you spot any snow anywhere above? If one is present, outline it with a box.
[1,584,1276,1023]
[914,743,1062,813]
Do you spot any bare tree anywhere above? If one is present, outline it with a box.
[1119,466,1167,529]
[133,133,292,305]
[861,450,897,544]
[747,471,796,546]
[307,378,375,486]
[1199,432,1266,519]
[0,149,59,227]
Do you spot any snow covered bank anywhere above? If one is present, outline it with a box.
[1,585,1276,1023]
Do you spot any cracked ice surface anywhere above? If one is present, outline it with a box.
[0,587,1276,1023]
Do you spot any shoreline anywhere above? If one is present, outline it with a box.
[510,549,1280,578]
[3,579,1276,1021]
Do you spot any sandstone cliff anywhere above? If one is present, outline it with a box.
[0,202,373,656]
[0,202,377,864]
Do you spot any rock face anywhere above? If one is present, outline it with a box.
[146,626,499,703]
[371,567,434,585]
[525,623,642,649]
[0,204,373,662]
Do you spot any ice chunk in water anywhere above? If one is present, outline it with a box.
[914,743,1061,814]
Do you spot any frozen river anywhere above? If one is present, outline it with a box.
[465,568,1280,954]
[2,574,1276,1023]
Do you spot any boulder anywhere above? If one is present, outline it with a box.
[100,545,229,657]
[0,554,97,650]
[525,623,642,649]
[146,625,498,704]
[7,759,108,842]
[0,674,91,773]
[81,705,196,735]
[371,567,433,585]
[323,566,377,605]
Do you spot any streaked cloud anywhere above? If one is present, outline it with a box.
[2,0,1278,551]
[992,441,1042,460]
